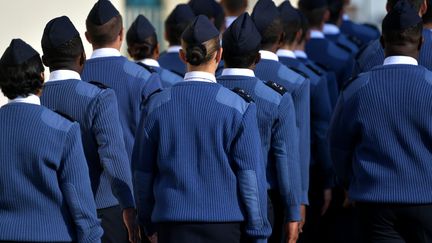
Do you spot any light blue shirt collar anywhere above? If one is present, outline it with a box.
[46,70,81,83]
[221,68,255,77]
[184,71,217,83]
[8,94,40,105]
[90,48,121,59]
[277,49,297,59]
[259,50,279,61]
[383,56,418,66]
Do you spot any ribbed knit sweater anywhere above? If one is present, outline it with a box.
[41,79,134,210]
[132,81,271,239]
[218,75,302,221]
[325,33,359,55]
[341,20,380,47]
[279,57,335,188]
[82,56,162,159]
[353,29,432,77]
[0,103,103,242]
[329,64,432,203]
[158,52,186,77]
[137,62,183,88]
[255,59,311,204]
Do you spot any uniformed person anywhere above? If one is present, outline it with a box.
[218,12,302,243]
[188,0,226,32]
[126,14,183,88]
[132,15,271,243]
[0,39,103,243]
[40,16,138,243]
[220,0,248,28]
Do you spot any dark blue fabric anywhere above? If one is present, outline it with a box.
[166,4,195,24]
[255,59,310,204]
[182,15,219,44]
[132,81,271,239]
[87,0,119,25]
[42,16,79,49]
[382,0,422,31]
[127,14,155,43]
[341,20,380,47]
[41,79,135,210]
[330,64,432,203]
[0,39,39,66]
[159,51,186,77]
[218,75,302,221]
[298,0,327,10]
[223,13,261,54]
[0,103,103,242]
[325,32,359,55]
[82,56,162,160]
[251,0,280,35]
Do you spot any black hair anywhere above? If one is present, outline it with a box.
[298,10,310,43]
[327,0,344,24]
[298,6,327,28]
[221,0,247,14]
[42,35,84,70]
[261,17,284,49]
[282,17,302,45]
[223,46,260,68]
[165,21,191,46]
[182,36,220,66]
[382,22,423,45]
[127,33,158,60]
[422,1,432,24]
[0,55,44,99]
[387,0,423,11]
[86,15,123,46]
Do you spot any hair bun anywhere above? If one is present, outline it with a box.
[186,44,207,65]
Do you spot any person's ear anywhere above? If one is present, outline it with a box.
[295,30,303,43]
[41,55,49,67]
[420,0,428,16]
[179,49,187,64]
[127,47,133,58]
[386,2,391,13]
[155,43,160,59]
[216,47,223,63]
[80,52,86,66]
[323,9,330,22]
[279,32,286,47]
[164,31,169,42]
[379,36,385,49]
[85,31,92,44]
[119,27,124,42]
[255,52,261,65]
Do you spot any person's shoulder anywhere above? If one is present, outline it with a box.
[254,79,283,105]
[341,72,371,101]
[145,88,172,116]
[215,85,253,115]
[277,63,307,85]
[40,107,77,132]
[122,59,153,80]
[356,39,382,61]
[160,68,183,84]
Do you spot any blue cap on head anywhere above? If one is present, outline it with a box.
[182,15,220,44]
[87,0,120,25]
[251,0,280,35]
[223,13,261,54]
[42,16,80,49]
[0,39,39,66]
[127,15,156,43]
[298,0,328,10]
[279,1,301,24]
[166,4,196,25]
[382,0,422,31]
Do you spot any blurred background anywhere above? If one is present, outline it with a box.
[0,0,386,106]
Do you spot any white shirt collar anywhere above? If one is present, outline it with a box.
[294,50,308,59]
[383,56,418,66]
[225,16,238,28]
[259,50,279,61]
[221,68,255,77]
[167,46,182,53]
[46,70,81,83]
[343,14,350,21]
[139,58,160,67]
[276,49,297,59]
[90,48,121,59]
[323,23,340,35]
[310,30,326,39]
[184,71,217,83]
[8,94,40,105]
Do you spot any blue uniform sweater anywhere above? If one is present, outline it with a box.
[354,29,432,76]
[0,103,103,243]
[82,56,162,159]
[279,57,335,188]
[341,20,380,47]
[306,38,354,89]
[324,33,359,55]
[159,52,186,77]
[41,79,135,210]
[329,64,432,204]
[255,59,310,204]
[136,62,183,88]
[217,75,302,221]
[132,81,271,239]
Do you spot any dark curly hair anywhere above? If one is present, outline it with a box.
[42,35,84,70]
[0,55,44,99]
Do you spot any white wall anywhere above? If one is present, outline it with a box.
[0,0,124,107]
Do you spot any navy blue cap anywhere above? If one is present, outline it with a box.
[298,0,328,10]
[0,39,39,66]
[182,15,220,44]
[279,1,301,23]
[223,13,261,54]
[126,15,156,43]
[251,0,280,34]
[42,16,80,49]
[87,0,120,25]
[382,0,422,31]
[166,4,196,25]
[189,0,216,17]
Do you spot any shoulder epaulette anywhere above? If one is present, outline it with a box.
[232,87,254,103]
[89,81,109,89]
[54,110,75,122]
[265,81,287,95]
[289,67,310,79]
[140,88,163,109]
[336,42,353,54]
[305,64,323,76]
[136,62,157,73]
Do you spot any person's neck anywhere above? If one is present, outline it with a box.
[295,41,306,51]
[385,51,418,60]
[187,65,216,74]
[93,42,120,51]
[50,66,81,74]
[280,43,296,51]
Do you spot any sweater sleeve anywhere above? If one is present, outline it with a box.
[141,73,163,104]
[272,93,302,222]
[92,89,135,209]
[310,76,335,189]
[231,104,272,239]
[59,123,103,243]
[131,111,157,235]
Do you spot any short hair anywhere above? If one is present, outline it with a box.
[221,0,247,13]
[181,36,220,66]
[298,11,310,43]
[127,33,158,60]
[282,17,302,45]
[223,46,260,68]
[382,22,423,46]
[261,17,284,50]
[42,36,84,70]
[0,55,44,99]
[86,15,123,46]
[298,6,327,28]
[387,0,423,11]
[327,0,344,24]
[165,21,191,46]
[422,1,432,24]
